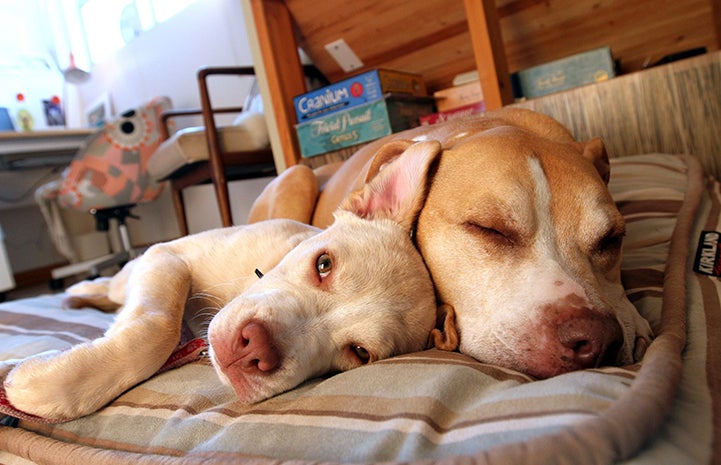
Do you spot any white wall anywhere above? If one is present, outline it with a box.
[183,177,274,235]
[74,0,255,117]
[1,0,274,276]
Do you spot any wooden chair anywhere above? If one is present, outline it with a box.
[150,66,276,236]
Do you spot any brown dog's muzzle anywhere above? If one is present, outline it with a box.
[556,313,623,370]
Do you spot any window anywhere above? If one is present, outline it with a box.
[72,0,197,64]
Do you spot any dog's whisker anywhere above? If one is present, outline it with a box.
[188,308,220,326]
[492,329,516,354]
[189,292,224,308]
[189,310,218,322]
[186,311,216,344]
[194,327,210,343]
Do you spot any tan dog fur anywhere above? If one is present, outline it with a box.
[3,142,446,420]
[249,108,653,378]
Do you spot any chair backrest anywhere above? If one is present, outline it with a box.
[58,96,172,212]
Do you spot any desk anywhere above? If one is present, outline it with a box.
[0,129,96,170]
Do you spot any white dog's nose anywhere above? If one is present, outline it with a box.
[212,321,281,377]
[235,322,281,373]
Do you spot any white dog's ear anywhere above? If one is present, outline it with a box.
[578,137,610,184]
[340,140,442,231]
[364,139,416,183]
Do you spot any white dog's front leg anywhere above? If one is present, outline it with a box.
[5,249,191,420]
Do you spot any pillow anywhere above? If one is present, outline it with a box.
[57,96,172,211]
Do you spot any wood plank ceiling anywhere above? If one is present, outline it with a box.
[284,0,718,92]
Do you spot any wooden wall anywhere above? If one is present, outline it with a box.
[286,0,720,92]
[512,52,721,179]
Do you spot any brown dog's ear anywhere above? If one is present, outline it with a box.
[427,304,459,351]
[340,140,442,231]
[580,137,611,184]
[363,140,416,184]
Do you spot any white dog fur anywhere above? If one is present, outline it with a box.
[3,141,450,420]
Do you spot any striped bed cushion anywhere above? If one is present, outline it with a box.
[0,153,718,465]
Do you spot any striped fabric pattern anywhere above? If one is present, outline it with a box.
[0,153,717,465]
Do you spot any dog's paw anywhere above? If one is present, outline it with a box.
[4,352,72,419]
[65,277,112,296]
[633,316,655,362]
[4,350,103,420]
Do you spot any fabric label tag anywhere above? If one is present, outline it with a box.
[694,231,721,276]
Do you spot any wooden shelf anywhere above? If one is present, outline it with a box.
[242,0,720,170]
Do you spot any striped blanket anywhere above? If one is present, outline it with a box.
[0,153,718,465]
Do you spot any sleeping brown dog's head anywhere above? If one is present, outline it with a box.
[361,109,653,378]
[413,123,652,378]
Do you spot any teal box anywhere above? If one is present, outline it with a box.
[296,94,434,158]
[513,47,615,98]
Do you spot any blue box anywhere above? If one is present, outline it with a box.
[512,47,616,98]
[294,69,426,123]
[295,94,434,158]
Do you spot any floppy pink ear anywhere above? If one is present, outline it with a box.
[340,140,442,231]
[363,139,416,184]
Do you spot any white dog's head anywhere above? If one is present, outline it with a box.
[208,141,443,402]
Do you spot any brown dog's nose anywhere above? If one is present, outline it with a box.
[557,314,623,369]
[235,322,280,373]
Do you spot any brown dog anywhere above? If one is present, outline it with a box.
[249,107,653,379]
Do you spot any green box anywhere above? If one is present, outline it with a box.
[513,47,615,98]
[295,94,434,158]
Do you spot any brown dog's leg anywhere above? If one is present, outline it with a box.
[63,294,120,313]
[247,165,320,224]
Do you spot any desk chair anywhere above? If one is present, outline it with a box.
[40,97,171,285]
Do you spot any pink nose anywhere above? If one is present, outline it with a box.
[557,314,623,369]
[234,322,280,373]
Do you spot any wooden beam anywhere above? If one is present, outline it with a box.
[246,0,306,169]
[712,0,721,50]
[463,0,514,109]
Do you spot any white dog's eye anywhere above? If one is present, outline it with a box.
[352,345,371,364]
[316,253,333,278]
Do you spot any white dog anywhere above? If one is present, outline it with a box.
[3,141,454,421]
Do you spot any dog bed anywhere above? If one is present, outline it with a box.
[0,152,718,464]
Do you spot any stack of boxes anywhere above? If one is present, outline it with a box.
[417,46,615,127]
[294,69,434,158]
[420,79,485,126]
